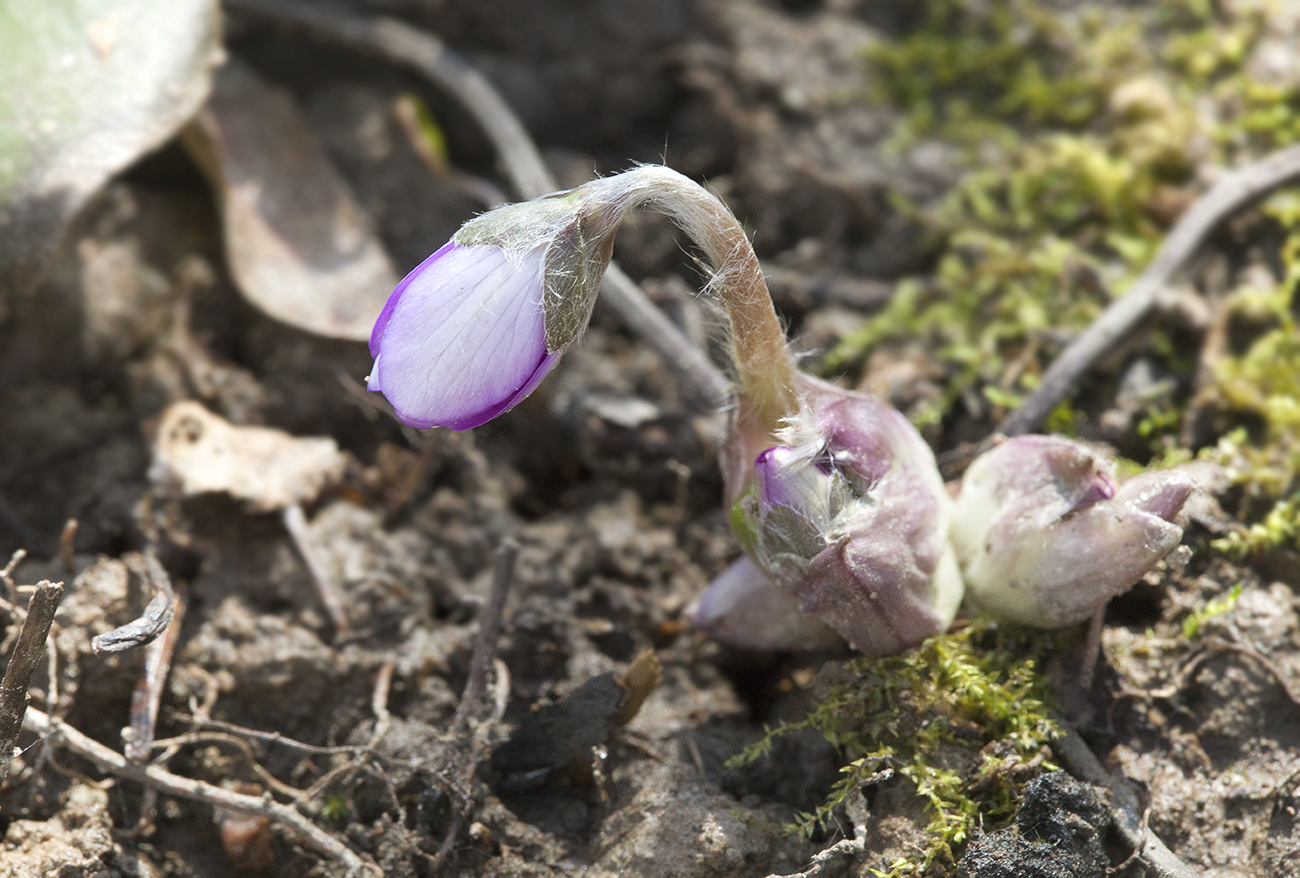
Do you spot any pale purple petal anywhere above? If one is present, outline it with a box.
[754,446,832,523]
[689,556,844,651]
[368,242,557,430]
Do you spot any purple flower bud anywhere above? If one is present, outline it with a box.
[950,435,1195,628]
[755,446,833,519]
[368,190,620,430]
[718,375,964,656]
[368,241,562,429]
[689,556,844,651]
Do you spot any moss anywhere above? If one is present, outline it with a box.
[1199,195,1300,504]
[730,622,1058,877]
[830,0,1295,440]
[1181,583,1244,638]
[1213,497,1300,559]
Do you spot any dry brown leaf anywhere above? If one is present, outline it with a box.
[184,61,397,341]
[150,401,347,511]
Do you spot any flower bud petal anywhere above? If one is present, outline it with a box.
[688,556,844,651]
[952,436,1195,628]
[723,375,964,656]
[791,526,964,657]
[368,241,560,429]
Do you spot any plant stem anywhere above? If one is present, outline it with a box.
[585,167,801,431]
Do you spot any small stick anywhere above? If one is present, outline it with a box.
[369,661,395,747]
[0,549,25,607]
[126,584,187,763]
[282,504,352,637]
[1000,143,1300,436]
[92,553,176,655]
[225,0,732,413]
[428,541,518,873]
[452,540,517,736]
[0,580,63,785]
[59,519,78,576]
[1053,724,1203,878]
[168,714,374,758]
[21,706,378,877]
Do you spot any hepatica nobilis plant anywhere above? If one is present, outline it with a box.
[368,166,1197,655]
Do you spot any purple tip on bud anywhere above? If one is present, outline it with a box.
[754,446,838,526]
[951,435,1197,628]
[367,241,561,430]
[714,375,964,656]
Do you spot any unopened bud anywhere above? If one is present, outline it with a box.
[717,375,964,655]
[951,436,1195,627]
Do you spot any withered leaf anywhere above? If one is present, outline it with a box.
[150,401,347,511]
[490,650,659,791]
[184,61,397,341]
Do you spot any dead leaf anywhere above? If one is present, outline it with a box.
[184,61,397,341]
[149,401,347,511]
[0,0,221,294]
[489,650,660,791]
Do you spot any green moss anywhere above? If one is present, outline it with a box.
[1213,497,1300,559]
[1181,583,1244,638]
[868,1,1143,138]
[830,0,1295,437]
[730,622,1058,877]
[1202,195,1300,503]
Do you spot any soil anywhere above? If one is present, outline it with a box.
[2,1,1299,877]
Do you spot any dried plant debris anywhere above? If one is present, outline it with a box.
[184,60,397,341]
[0,0,220,294]
[489,650,660,792]
[957,772,1109,878]
[149,400,347,511]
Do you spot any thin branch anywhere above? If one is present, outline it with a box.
[283,503,352,637]
[126,585,186,763]
[59,519,78,576]
[225,0,732,413]
[0,548,25,607]
[999,143,1300,436]
[369,661,395,747]
[20,706,378,877]
[92,553,176,655]
[1053,724,1203,878]
[453,540,516,736]
[168,713,376,758]
[0,580,63,785]
[427,540,518,873]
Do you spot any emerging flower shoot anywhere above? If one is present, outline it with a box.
[950,436,1195,628]
[370,165,966,654]
[369,167,798,430]
[707,374,964,655]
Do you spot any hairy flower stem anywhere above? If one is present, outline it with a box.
[584,167,801,431]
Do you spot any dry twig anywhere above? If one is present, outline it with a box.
[226,0,732,413]
[0,579,63,785]
[0,549,25,609]
[92,553,176,655]
[1000,143,1300,436]
[283,503,353,637]
[429,540,518,872]
[20,706,378,877]
[126,584,186,763]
